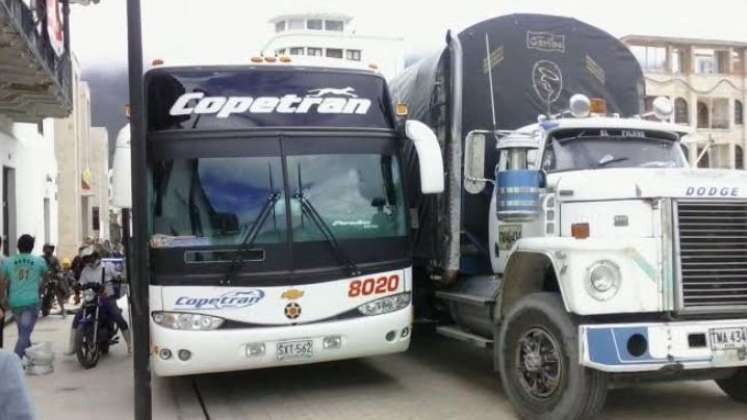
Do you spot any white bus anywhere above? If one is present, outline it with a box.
[113,57,443,376]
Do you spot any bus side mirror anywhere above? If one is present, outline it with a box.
[111,124,132,209]
[405,120,444,194]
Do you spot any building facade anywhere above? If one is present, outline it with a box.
[622,35,747,169]
[0,0,73,255]
[261,11,405,79]
[53,59,110,260]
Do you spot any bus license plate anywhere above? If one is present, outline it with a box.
[277,340,313,361]
[710,327,747,351]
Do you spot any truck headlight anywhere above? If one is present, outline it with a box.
[357,292,411,316]
[585,261,621,301]
[151,311,225,330]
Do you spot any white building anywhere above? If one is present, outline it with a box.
[0,118,59,255]
[0,0,70,255]
[261,11,405,80]
[622,35,747,170]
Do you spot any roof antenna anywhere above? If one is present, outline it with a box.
[484,33,498,134]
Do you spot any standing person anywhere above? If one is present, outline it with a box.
[0,235,48,359]
[69,246,86,304]
[41,244,68,318]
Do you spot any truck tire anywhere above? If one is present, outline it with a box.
[716,368,747,403]
[497,292,608,420]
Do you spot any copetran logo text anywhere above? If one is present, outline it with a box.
[686,186,739,197]
[169,87,371,118]
[174,290,265,310]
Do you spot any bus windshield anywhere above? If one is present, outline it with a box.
[150,153,406,247]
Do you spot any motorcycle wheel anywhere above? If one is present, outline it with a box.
[75,326,100,369]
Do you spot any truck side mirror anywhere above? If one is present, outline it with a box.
[111,124,132,209]
[464,131,493,194]
[405,120,444,194]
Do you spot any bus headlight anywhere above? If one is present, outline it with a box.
[585,261,621,301]
[151,312,225,330]
[357,292,410,316]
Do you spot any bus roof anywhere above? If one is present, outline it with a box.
[147,56,381,75]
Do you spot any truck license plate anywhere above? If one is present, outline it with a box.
[710,327,747,351]
[277,340,313,360]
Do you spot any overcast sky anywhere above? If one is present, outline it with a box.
[70,0,747,70]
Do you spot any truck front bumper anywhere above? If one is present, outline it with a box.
[580,319,747,373]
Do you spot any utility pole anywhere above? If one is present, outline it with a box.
[125,0,151,419]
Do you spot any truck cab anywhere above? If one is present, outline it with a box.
[459,94,747,419]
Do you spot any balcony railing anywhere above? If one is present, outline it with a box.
[0,0,72,122]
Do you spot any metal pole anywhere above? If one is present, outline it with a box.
[125,1,151,419]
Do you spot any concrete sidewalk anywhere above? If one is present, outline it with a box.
[1,303,181,420]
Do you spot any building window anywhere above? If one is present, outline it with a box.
[345,49,361,61]
[630,45,666,72]
[326,48,343,59]
[289,47,305,56]
[736,100,744,125]
[325,20,344,31]
[733,50,744,75]
[670,48,685,73]
[307,47,323,57]
[694,49,729,74]
[697,101,709,128]
[92,207,100,232]
[307,19,322,30]
[697,147,710,168]
[736,145,744,169]
[712,98,730,129]
[276,48,286,56]
[288,19,304,30]
[674,97,689,124]
[275,21,286,32]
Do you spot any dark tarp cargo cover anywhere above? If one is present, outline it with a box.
[391,14,645,274]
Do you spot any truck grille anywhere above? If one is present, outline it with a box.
[677,201,747,310]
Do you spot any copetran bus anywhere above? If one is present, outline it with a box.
[112,57,443,376]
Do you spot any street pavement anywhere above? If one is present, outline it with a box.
[4,311,747,420]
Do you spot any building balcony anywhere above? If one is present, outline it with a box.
[0,0,72,123]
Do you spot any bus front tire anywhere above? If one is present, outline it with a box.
[716,368,747,403]
[497,292,608,420]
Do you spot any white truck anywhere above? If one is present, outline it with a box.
[392,14,747,419]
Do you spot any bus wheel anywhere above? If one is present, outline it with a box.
[497,293,608,420]
[716,368,747,403]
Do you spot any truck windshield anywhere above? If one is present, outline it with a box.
[150,153,406,247]
[542,136,687,172]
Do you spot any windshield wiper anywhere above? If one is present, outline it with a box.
[595,157,629,168]
[222,192,281,285]
[294,193,361,277]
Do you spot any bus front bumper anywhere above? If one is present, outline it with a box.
[580,318,747,373]
[150,306,412,376]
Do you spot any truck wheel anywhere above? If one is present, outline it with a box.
[497,293,608,420]
[716,368,747,403]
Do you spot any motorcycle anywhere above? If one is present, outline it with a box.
[40,272,69,317]
[74,283,120,369]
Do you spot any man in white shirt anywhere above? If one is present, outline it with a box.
[66,246,131,355]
